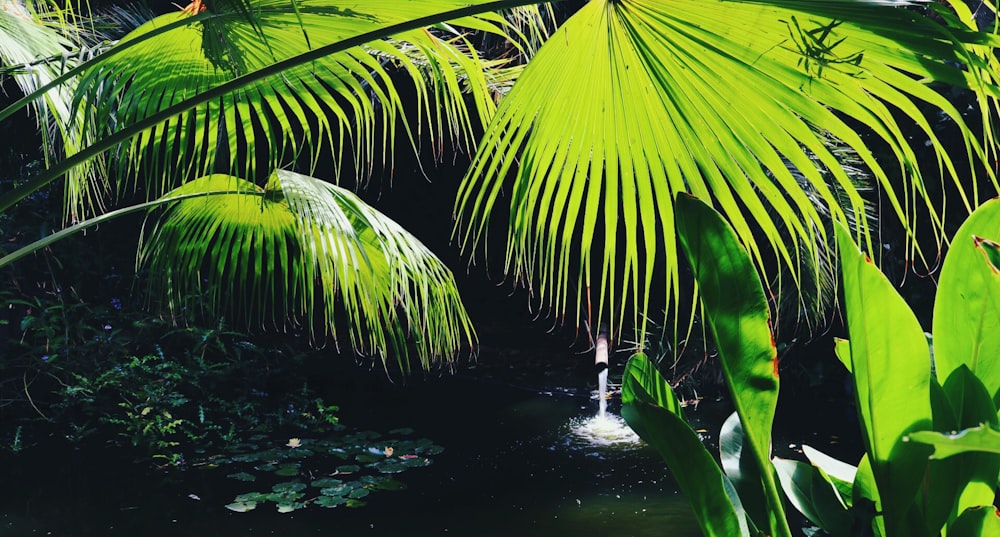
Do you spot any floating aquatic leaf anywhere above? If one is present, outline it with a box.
[276,502,305,513]
[336,464,360,473]
[227,472,256,482]
[355,453,382,463]
[345,499,367,508]
[255,463,277,472]
[401,457,431,468]
[388,427,415,435]
[372,460,408,474]
[225,501,257,512]
[272,481,307,494]
[234,492,269,503]
[349,487,370,499]
[314,495,346,508]
[321,485,349,496]
[274,463,299,477]
[311,477,343,488]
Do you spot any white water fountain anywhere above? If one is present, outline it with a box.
[568,329,640,448]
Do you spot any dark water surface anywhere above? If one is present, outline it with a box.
[0,343,704,536]
[0,316,859,537]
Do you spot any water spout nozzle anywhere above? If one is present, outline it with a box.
[595,333,609,368]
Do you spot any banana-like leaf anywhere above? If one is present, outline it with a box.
[836,222,933,535]
[948,506,1000,537]
[674,194,789,536]
[772,456,853,536]
[720,411,768,528]
[138,171,475,371]
[72,0,547,205]
[933,198,1000,404]
[852,454,884,537]
[908,425,1000,459]
[454,0,1000,345]
[621,353,750,537]
[802,445,856,507]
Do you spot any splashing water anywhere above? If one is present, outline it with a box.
[568,413,641,448]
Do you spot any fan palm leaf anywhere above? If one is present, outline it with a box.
[138,170,475,371]
[71,0,549,206]
[0,0,106,219]
[454,0,1000,345]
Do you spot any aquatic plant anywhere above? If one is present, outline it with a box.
[214,431,442,513]
[622,195,1000,536]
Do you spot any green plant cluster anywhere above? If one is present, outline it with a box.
[1,284,341,464]
[622,195,1000,537]
[213,431,442,513]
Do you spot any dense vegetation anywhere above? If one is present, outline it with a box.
[2,0,1000,534]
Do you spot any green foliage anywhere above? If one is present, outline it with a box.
[215,432,441,513]
[2,284,342,462]
[622,196,1000,537]
[622,195,790,537]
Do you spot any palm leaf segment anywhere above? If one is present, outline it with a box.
[456,0,1000,344]
[0,0,104,220]
[139,170,475,372]
[74,0,544,206]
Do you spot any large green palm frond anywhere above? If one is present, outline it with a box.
[138,170,475,371]
[72,0,549,207]
[455,0,1000,345]
[0,0,105,219]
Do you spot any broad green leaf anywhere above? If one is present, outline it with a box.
[833,338,852,373]
[933,198,1000,403]
[852,455,884,537]
[621,358,750,537]
[620,352,681,415]
[942,365,1000,518]
[675,194,788,536]
[835,222,933,536]
[773,457,853,536]
[948,506,1000,537]
[908,425,1000,459]
[802,445,856,507]
[720,412,767,528]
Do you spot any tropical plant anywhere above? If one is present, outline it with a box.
[779,198,1000,536]
[453,0,1000,346]
[621,194,1000,537]
[621,194,790,537]
[4,0,1000,371]
[0,0,555,368]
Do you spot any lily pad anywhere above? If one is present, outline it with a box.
[336,464,360,473]
[388,427,415,435]
[274,463,300,477]
[314,495,346,508]
[349,487,370,499]
[272,481,307,494]
[310,477,343,488]
[225,501,257,512]
[276,502,305,513]
[226,472,256,482]
[371,460,409,474]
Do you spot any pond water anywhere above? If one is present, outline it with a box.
[0,349,704,536]
[0,319,857,536]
